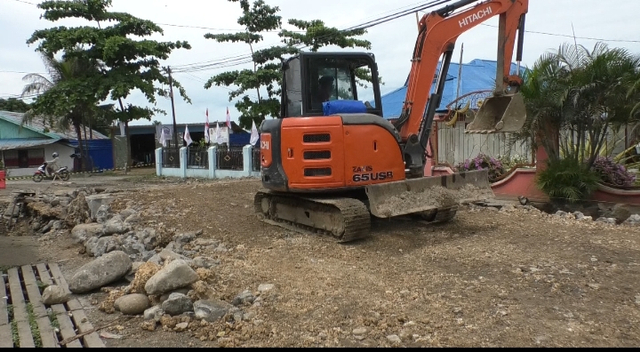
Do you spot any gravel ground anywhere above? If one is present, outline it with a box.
[3,170,640,347]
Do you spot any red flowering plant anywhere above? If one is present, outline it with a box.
[592,156,636,187]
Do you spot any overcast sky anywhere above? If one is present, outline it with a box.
[2,0,640,128]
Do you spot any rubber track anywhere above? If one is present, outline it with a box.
[254,190,371,243]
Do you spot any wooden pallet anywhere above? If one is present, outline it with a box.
[0,263,105,348]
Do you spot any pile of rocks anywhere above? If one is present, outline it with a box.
[10,188,273,335]
[66,249,272,332]
[470,201,640,226]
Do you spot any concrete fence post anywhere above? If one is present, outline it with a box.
[242,145,253,177]
[179,147,187,178]
[208,146,217,179]
[155,148,163,176]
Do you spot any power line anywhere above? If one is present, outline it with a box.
[477,23,640,44]
[0,70,46,74]
[7,0,454,73]
[171,0,454,73]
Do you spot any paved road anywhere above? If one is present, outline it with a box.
[0,171,151,202]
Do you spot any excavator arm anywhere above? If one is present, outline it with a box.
[394,0,528,177]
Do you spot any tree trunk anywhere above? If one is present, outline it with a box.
[125,120,131,173]
[83,122,91,171]
[74,122,85,172]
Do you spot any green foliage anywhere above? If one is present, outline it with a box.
[205,0,373,130]
[0,98,31,113]
[518,41,640,170]
[26,0,191,166]
[498,154,532,170]
[536,157,601,203]
[26,303,42,348]
[25,0,191,124]
[279,19,371,52]
[8,305,18,347]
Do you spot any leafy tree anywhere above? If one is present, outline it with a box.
[204,0,374,130]
[519,41,640,168]
[517,41,640,201]
[0,98,31,113]
[279,19,381,88]
[21,51,103,166]
[25,0,191,167]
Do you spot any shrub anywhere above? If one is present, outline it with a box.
[536,158,600,203]
[456,153,505,182]
[498,154,531,170]
[592,156,636,187]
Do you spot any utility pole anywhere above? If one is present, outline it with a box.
[165,66,179,148]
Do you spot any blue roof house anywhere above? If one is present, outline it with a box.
[379,58,524,119]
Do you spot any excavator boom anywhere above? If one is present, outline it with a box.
[394,0,528,174]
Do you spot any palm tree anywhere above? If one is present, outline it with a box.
[519,41,640,168]
[21,52,102,170]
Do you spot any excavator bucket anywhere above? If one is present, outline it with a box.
[465,92,527,134]
[365,169,494,218]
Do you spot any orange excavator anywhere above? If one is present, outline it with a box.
[255,0,529,242]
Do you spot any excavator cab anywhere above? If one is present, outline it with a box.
[280,52,384,119]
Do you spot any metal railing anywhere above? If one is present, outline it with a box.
[252,147,260,172]
[162,147,180,168]
[216,146,244,170]
[187,147,209,169]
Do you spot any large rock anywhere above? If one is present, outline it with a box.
[103,216,131,236]
[232,290,255,306]
[159,249,191,263]
[624,214,640,226]
[85,236,120,257]
[41,285,70,305]
[143,305,164,322]
[138,228,160,251]
[144,259,199,295]
[115,293,150,315]
[161,292,193,316]
[70,223,104,243]
[85,194,115,220]
[65,192,92,226]
[120,236,146,257]
[69,250,132,293]
[95,204,113,224]
[193,299,235,322]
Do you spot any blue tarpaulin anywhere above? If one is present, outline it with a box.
[376,59,524,119]
[69,139,113,170]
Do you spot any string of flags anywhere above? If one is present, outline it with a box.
[156,108,260,147]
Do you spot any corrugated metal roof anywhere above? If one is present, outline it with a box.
[0,138,62,151]
[0,110,109,140]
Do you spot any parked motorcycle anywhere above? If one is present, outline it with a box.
[32,162,70,182]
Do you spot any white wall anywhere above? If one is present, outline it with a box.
[3,142,75,177]
[436,121,532,166]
